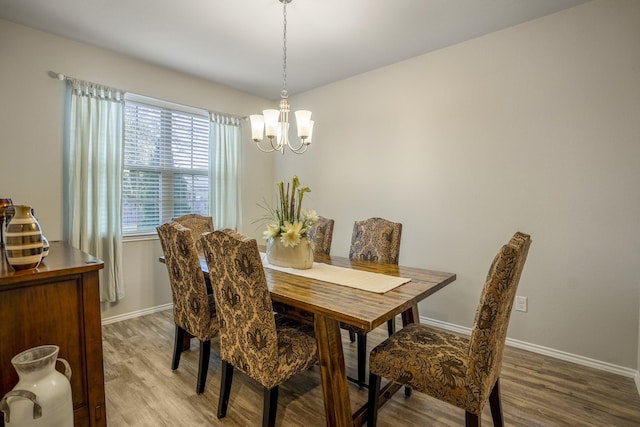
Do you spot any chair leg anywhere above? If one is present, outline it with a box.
[196,339,211,394]
[465,411,480,427]
[263,386,279,427]
[357,332,367,387]
[349,330,356,342]
[367,372,381,427]
[217,361,234,419]
[489,378,504,427]
[172,325,185,370]
[387,317,396,336]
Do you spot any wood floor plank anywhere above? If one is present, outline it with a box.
[102,310,640,426]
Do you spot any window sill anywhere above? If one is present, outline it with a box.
[123,234,158,243]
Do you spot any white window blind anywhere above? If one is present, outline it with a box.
[123,97,210,236]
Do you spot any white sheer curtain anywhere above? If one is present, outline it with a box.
[64,80,125,302]
[210,114,242,230]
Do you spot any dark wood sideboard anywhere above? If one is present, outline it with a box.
[0,241,107,427]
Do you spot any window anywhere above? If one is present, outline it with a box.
[123,95,210,236]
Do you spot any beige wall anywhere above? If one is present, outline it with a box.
[1,0,639,373]
[281,0,640,369]
[0,19,275,319]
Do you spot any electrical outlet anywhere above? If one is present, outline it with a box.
[515,296,528,312]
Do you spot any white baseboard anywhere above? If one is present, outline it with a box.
[101,306,639,385]
[420,316,639,380]
[101,303,172,325]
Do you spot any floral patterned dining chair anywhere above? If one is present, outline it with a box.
[344,217,402,387]
[200,229,318,427]
[307,215,335,257]
[367,232,531,427]
[156,221,219,394]
[171,213,214,254]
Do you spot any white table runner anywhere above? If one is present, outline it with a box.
[260,253,410,294]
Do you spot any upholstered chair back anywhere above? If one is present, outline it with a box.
[156,221,217,341]
[200,229,282,387]
[349,217,402,264]
[307,216,335,257]
[172,213,214,253]
[466,232,531,414]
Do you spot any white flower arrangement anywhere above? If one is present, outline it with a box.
[261,175,317,248]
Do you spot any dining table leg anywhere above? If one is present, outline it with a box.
[314,313,353,427]
[401,301,420,326]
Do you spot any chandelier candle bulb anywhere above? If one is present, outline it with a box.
[250,115,265,141]
[263,109,280,137]
[295,110,312,138]
[306,120,314,144]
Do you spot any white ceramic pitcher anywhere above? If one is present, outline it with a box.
[0,345,73,427]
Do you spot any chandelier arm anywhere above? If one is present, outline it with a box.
[290,144,309,154]
[269,136,281,151]
[287,138,310,154]
[254,139,277,153]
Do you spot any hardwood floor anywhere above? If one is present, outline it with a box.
[102,310,640,426]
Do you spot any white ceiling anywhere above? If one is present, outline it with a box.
[0,0,590,100]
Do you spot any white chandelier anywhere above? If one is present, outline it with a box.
[250,0,313,155]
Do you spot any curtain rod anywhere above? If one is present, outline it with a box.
[48,70,248,121]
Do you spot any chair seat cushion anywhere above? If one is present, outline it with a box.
[369,323,479,413]
[265,325,318,389]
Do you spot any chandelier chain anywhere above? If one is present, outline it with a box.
[281,0,288,97]
[250,0,312,155]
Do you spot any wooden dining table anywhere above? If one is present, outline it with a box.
[161,252,456,426]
